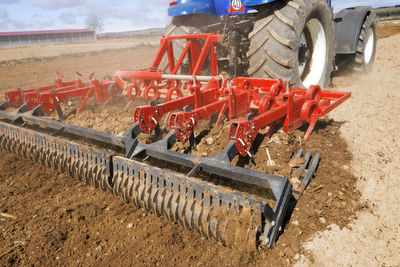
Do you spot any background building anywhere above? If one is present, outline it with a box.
[0,29,96,47]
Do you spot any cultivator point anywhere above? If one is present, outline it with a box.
[0,33,350,249]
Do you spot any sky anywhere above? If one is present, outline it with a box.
[0,0,399,33]
[0,0,170,32]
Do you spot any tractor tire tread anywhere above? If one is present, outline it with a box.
[352,11,377,72]
[247,0,335,88]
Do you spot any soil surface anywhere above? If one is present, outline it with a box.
[0,24,399,266]
[297,24,400,266]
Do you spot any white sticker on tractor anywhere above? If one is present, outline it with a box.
[232,0,242,10]
[230,0,245,12]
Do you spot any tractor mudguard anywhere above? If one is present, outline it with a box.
[168,0,218,17]
[334,6,373,54]
[168,0,280,17]
[243,0,279,6]
[168,0,334,18]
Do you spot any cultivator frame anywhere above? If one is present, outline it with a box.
[4,72,119,118]
[0,33,351,249]
[4,33,219,115]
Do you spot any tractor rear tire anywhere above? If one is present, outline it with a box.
[159,23,200,73]
[351,11,377,72]
[247,0,335,88]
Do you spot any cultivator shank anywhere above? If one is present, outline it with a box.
[0,33,351,249]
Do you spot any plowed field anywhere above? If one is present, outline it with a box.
[0,24,399,266]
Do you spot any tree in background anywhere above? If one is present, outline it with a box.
[85,14,103,34]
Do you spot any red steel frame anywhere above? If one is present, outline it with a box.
[134,76,351,156]
[4,72,118,115]
[37,78,118,114]
[5,72,80,109]
[4,34,220,115]
[114,33,220,104]
[153,33,219,76]
[228,79,351,156]
[133,77,221,134]
[3,32,351,158]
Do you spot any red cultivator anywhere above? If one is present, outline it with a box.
[4,33,219,115]
[132,74,221,135]
[0,33,351,249]
[132,75,350,156]
[113,33,219,105]
[5,72,81,110]
[4,72,119,115]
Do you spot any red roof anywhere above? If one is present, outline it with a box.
[0,29,94,37]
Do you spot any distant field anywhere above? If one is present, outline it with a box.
[376,6,400,18]
[0,35,160,64]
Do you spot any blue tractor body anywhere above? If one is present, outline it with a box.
[169,0,332,17]
[167,0,375,88]
[168,0,277,17]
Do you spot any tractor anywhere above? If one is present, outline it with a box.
[167,0,377,88]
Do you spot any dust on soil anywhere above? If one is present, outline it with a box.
[0,26,398,266]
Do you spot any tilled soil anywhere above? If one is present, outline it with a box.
[297,25,400,266]
[0,119,358,267]
[0,36,160,63]
[0,25,399,266]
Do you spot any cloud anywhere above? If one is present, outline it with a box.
[0,0,19,3]
[1,0,170,32]
[30,0,85,9]
[0,7,9,20]
[77,0,169,31]
[58,11,77,25]
[0,6,29,31]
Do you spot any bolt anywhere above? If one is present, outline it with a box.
[286,81,290,94]
[246,150,253,159]
[271,221,276,226]
[238,137,246,147]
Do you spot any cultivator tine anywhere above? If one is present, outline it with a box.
[56,105,65,121]
[294,148,303,158]
[290,149,321,198]
[0,101,9,111]
[302,152,321,189]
